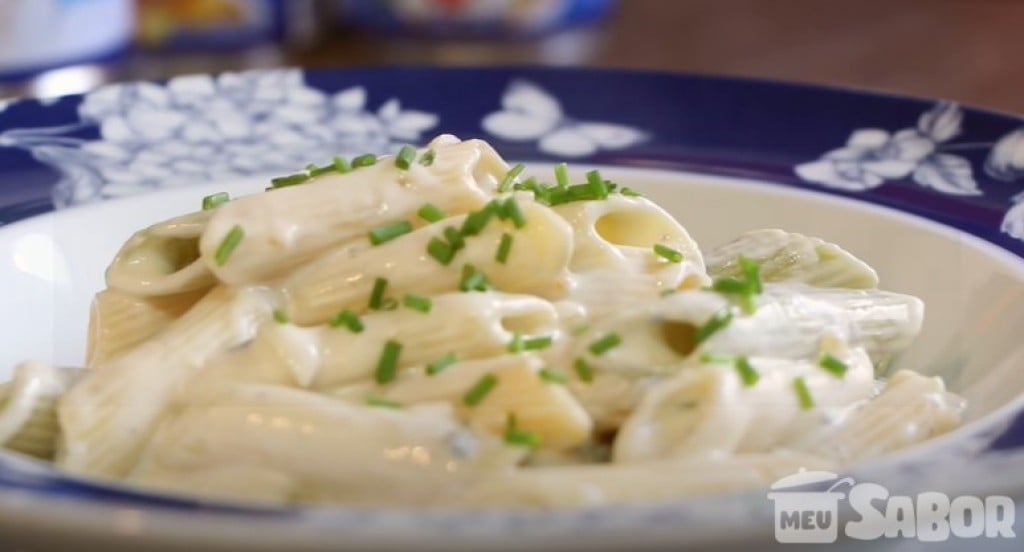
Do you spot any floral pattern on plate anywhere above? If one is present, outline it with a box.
[0,69,439,208]
[481,80,648,158]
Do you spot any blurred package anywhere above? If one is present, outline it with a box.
[136,0,320,51]
[338,0,615,38]
[0,0,134,96]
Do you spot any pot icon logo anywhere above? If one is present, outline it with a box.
[767,470,855,543]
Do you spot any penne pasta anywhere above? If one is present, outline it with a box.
[86,288,207,367]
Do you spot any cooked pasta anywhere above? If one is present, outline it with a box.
[0,135,965,509]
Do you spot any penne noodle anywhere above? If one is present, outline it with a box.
[86,288,207,367]
[198,137,507,284]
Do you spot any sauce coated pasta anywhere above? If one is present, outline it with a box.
[0,136,965,508]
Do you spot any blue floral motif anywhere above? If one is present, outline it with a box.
[795,102,981,196]
[482,80,648,158]
[0,70,439,208]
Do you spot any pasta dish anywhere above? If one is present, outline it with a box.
[0,135,965,508]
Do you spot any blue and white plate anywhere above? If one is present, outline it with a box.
[1,68,1023,550]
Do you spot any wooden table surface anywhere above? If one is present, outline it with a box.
[296,0,1024,114]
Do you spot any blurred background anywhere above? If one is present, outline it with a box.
[1,0,1022,112]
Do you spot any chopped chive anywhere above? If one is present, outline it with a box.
[460,203,497,237]
[426,353,457,376]
[214,225,245,266]
[586,170,609,199]
[202,192,229,210]
[793,377,815,410]
[574,358,595,383]
[307,163,335,177]
[417,203,447,223]
[496,233,514,264]
[699,352,734,364]
[539,368,568,384]
[272,310,289,324]
[711,278,748,294]
[369,220,413,246]
[588,333,622,356]
[735,357,760,387]
[505,428,542,449]
[620,187,642,197]
[463,373,498,407]
[499,164,526,193]
[375,340,403,385]
[270,173,310,188]
[369,277,389,310]
[427,237,455,265]
[695,310,733,344]
[459,264,490,292]
[554,163,570,188]
[330,309,364,333]
[332,156,351,173]
[501,198,527,228]
[403,294,432,313]
[395,145,416,170]
[443,226,465,252]
[351,154,378,167]
[418,149,436,166]
[739,256,763,294]
[819,354,849,378]
[508,334,553,353]
[366,396,401,409]
[654,244,684,263]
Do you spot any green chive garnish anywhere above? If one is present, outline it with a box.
[695,311,733,344]
[272,310,289,324]
[427,237,455,265]
[711,278,748,294]
[620,187,642,197]
[654,244,684,263]
[375,340,402,385]
[329,309,364,333]
[589,333,622,356]
[504,415,542,450]
[444,226,465,252]
[463,373,498,407]
[555,163,570,188]
[739,255,763,294]
[351,154,378,168]
[539,368,568,384]
[333,156,351,173]
[499,164,525,193]
[369,221,413,246]
[202,192,229,210]
[574,358,595,383]
[366,396,401,409]
[793,377,815,410]
[271,173,310,188]
[460,203,497,237]
[819,354,849,378]
[735,357,760,387]
[214,225,245,266]
[501,198,527,228]
[369,277,389,310]
[496,233,514,264]
[426,353,457,376]
[586,170,609,199]
[419,149,436,166]
[460,265,490,292]
[307,163,335,177]
[417,203,446,223]
[507,334,553,353]
[395,145,416,170]
[403,294,432,313]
